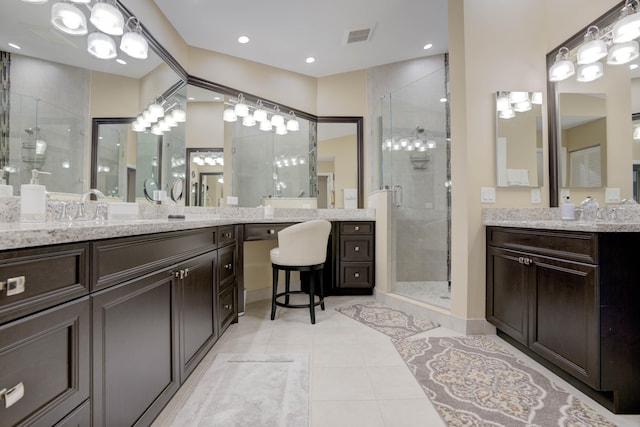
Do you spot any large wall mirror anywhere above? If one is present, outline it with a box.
[0,1,186,197]
[547,1,635,206]
[495,91,543,187]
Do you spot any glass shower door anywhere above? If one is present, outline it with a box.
[380,67,451,309]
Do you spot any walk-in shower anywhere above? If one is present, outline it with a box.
[375,64,451,309]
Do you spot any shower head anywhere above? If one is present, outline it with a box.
[24,127,40,134]
[415,126,425,134]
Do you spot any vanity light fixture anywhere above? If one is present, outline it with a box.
[499,108,516,119]
[427,140,437,149]
[549,47,575,82]
[171,103,186,122]
[131,120,146,132]
[143,109,158,124]
[513,99,532,112]
[158,119,171,132]
[120,17,148,59]
[253,101,268,122]
[286,111,299,131]
[147,101,165,119]
[576,61,604,82]
[508,91,529,104]
[270,106,284,127]
[234,94,249,117]
[223,106,237,122]
[275,125,288,135]
[496,93,510,111]
[612,0,640,43]
[90,0,125,36]
[607,40,640,64]
[242,114,256,127]
[150,124,163,136]
[259,120,273,131]
[87,32,117,59]
[576,26,607,64]
[51,2,88,35]
[634,125,640,139]
[531,92,543,104]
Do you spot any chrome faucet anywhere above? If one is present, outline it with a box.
[81,188,105,203]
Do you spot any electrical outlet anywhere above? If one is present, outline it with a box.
[560,188,570,201]
[605,187,621,203]
[531,188,541,204]
[480,187,496,203]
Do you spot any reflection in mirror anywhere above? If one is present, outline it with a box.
[317,121,359,207]
[495,91,543,187]
[170,178,184,202]
[558,93,606,188]
[91,118,135,201]
[143,177,159,203]
[186,148,224,206]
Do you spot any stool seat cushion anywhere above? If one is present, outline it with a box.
[272,219,331,266]
[270,247,280,264]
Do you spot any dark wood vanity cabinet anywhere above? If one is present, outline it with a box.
[334,221,375,294]
[486,227,640,413]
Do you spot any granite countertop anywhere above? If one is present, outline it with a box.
[482,207,640,233]
[0,205,375,251]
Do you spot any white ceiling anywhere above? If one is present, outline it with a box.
[152,0,448,78]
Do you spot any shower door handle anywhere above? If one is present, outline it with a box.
[392,185,403,207]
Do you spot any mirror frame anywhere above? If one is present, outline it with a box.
[90,117,135,194]
[546,1,623,206]
[185,147,224,206]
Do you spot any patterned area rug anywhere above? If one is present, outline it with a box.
[168,353,308,427]
[336,303,439,339]
[394,335,616,427]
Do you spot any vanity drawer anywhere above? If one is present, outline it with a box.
[0,243,89,325]
[339,235,374,262]
[244,223,295,241]
[218,244,236,287]
[339,263,373,289]
[340,222,374,235]
[218,225,236,247]
[92,228,217,291]
[0,297,90,427]
[217,284,237,333]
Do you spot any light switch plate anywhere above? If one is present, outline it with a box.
[531,188,541,204]
[605,187,621,203]
[480,187,496,203]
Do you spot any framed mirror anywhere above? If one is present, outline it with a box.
[495,91,543,187]
[546,1,634,206]
[185,148,224,206]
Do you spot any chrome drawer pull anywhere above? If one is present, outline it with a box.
[354,246,360,252]
[268,229,275,234]
[184,268,189,277]
[354,272,360,278]
[224,304,232,310]
[0,276,26,297]
[224,232,232,238]
[225,263,233,269]
[0,381,25,408]
[355,226,360,231]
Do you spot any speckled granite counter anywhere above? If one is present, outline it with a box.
[0,202,375,251]
[482,207,640,232]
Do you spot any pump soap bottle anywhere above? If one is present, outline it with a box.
[561,195,575,221]
[21,170,50,222]
[0,171,12,197]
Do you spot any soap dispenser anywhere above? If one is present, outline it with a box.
[20,170,51,222]
[0,170,12,197]
[561,196,575,221]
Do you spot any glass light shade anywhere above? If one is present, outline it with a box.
[171,107,186,122]
[508,91,529,104]
[35,140,47,155]
[51,3,87,35]
[549,59,575,82]
[513,100,532,112]
[607,40,640,65]
[204,156,214,165]
[120,31,148,59]
[132,121,146,132]
[193,156,204,165]
[242,114,256,127]
[499,108,515,119]
[147,102,164,119]
[270,113,284,127]
[87,32,117,59]
[164,115,177,127]
[90,1,124,36]
[234,101,249,117]
[576,62,604,82]
[612,10,640,43]
[427,140,437,149]
[253,107,268,122]
[158,120,171,132]
[275,126,288,135]
[634,125,640,140]
[259,120,273,131]
[223,107,237,122]
[143,110,158,124]
[399,138,409,147]
[531,92,543,104]
[137,115,150,127]
[577,39,607,64]
[286,118,299,131]
[496,94,510,112]
[405,145,415,151]
[150,124,163,135]
[413,139,423,147]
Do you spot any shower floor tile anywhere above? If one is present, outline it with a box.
[394,281,451,309]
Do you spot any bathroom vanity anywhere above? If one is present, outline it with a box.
[485,218,640,413]
[0,210,374,426]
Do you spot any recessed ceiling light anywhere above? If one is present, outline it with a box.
[187,96,195,100]
[238,35,250,44]
[306,57,316,64]
[423,43,433,50]
[631,63,639,70]
[116,58,126,64]
[213,96,221,101]
[439,97,447,103]
[8,42,21,50]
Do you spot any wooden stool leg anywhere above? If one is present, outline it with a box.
[309,270,316,324]
[318,269,325,311]
[271,267,278,320]
[285,270,291,305]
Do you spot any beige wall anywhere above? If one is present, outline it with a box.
[186,102,224,149]
[318,135,358,209]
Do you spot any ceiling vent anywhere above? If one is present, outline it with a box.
[344,25,375,44]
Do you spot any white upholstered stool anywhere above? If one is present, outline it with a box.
[270,219,332,324]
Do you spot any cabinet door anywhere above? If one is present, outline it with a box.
[0,298,89,427]
[92,270,179,427]
[529,256,599,389]
[178,251,217,381]
[486,246,529,345]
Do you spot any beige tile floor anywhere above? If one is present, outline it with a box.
[153,295,640,427]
